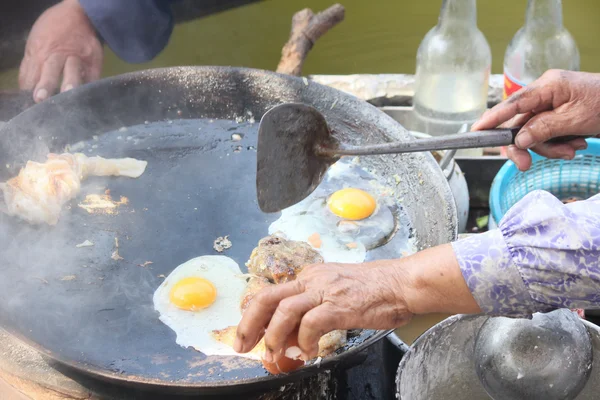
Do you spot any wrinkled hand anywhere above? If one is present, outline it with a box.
[234,261,412,362]
[472,70,600,171]
[19,0,103,103]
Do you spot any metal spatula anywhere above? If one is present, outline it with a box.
[256,103,580,213]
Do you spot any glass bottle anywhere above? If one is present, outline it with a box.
[412,0,491,158]
[503,0,579,99]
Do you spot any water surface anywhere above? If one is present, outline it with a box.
[1,0,598,89]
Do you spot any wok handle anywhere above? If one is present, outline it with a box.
[323,128,590,157]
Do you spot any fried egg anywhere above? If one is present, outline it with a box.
[153,256,259,360]
[269,159,397,263]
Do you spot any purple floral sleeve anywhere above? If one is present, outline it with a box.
[452,190,600,317]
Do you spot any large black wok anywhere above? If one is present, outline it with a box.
[0,67,457,394]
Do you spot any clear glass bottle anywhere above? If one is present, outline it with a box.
[412,0,491,157]
[503,0,579,99]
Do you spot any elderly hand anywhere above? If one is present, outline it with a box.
[19,0,103,103]
[234,244,480,363]
[472,70,600,171]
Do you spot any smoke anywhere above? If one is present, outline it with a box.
[0,122,154,354]
[0,115,263,368]
[0,71,263,369]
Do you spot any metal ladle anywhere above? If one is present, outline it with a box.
[474,309,593,400]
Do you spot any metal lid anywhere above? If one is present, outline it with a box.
[396,313,600,400]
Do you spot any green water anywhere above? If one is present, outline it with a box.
[1,0,599,89]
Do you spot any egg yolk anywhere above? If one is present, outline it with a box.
[327,188,376,220]
[169,277,217,311]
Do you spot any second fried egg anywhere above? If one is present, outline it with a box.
[269,159,397,263]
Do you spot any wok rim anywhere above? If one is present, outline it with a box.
[2,322,392,391]
[1,65,456,391]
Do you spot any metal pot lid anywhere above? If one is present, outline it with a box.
[396,313,600,400]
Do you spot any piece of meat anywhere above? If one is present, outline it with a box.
[0,153,147,225]
[72,154,147,178]
[317,330,347,357]
[241,276,273,313]
[211,326,267,360]
[211,326,347,360]
[0,159,79,225]
[246,235,324,284]
[213,235,345,364]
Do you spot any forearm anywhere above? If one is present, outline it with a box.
[453,190,600,317]
[389,244,482,315]
[78,0,174,63]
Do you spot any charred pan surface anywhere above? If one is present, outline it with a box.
[246,235,324,284]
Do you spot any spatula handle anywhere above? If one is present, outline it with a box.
[326,128,589,157]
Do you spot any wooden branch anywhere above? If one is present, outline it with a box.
[276,4,345,76]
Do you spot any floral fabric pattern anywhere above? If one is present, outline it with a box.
[452,190,600,317]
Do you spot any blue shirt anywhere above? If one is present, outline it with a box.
[79,0,176,63]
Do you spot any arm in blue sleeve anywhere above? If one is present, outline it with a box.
[78,0,175,63]
[452,190,600,317]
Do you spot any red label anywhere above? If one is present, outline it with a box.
[501,71,527,156]
[503,72,524,99]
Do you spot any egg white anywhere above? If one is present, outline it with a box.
[270,213,368,263]
[153,255,260,360]
[268,158,397,263]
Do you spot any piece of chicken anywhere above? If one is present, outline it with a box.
[317,330,347,358]
[246,235,324,284]
[212,235,345,362]
[211,277,273,360]
[49,153,147,179]
[211,326,347,360]
[0,153,147,225]
[241,276,273,313]
[211,266,347,359]
[211,326,267,360]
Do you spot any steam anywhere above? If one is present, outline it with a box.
[0,116,261,363]
[0,120,150,351]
